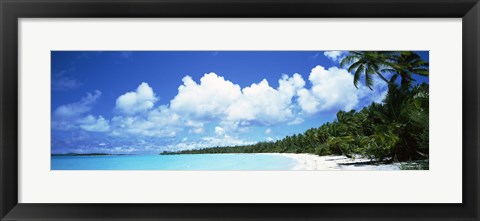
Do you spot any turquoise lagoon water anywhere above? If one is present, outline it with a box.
[51,154,297,170]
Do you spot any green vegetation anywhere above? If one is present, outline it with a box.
[161,51,429,164]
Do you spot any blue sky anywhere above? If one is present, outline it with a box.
[51,51,429,154]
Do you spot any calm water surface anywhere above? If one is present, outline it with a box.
[51,154,297,170]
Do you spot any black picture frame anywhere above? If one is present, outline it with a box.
[1,0,479,220]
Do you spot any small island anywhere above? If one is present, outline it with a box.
[52,153,128,156]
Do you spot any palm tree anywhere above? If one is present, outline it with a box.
[382,51,429,87]
[340,51,394,89]
[367,79,429,161]
[341,51,429,89]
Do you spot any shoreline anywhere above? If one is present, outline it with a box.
[263,153,401,170]
[52,152,402,170]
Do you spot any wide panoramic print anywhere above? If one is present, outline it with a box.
[51,51,429,170]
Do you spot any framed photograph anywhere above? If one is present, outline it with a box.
[1,0,478,220]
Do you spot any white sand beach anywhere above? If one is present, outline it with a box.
[265,153,401,170]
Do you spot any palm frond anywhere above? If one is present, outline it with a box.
[353,64,364,88]
[348,61,363,73]
[340,55,358,68]
[365,71,374,90]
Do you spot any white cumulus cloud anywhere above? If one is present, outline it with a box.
[110,105,181,137]
[106,69,386,143]
[78,115,110,132]
[115,82,157,115]
[225,74,305,125]
[324,51,345,62]
[226,79,292,124]
[170,73,241,117]
[170,72,306,127]
[297,65,387,115]
[297,66,359,114]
